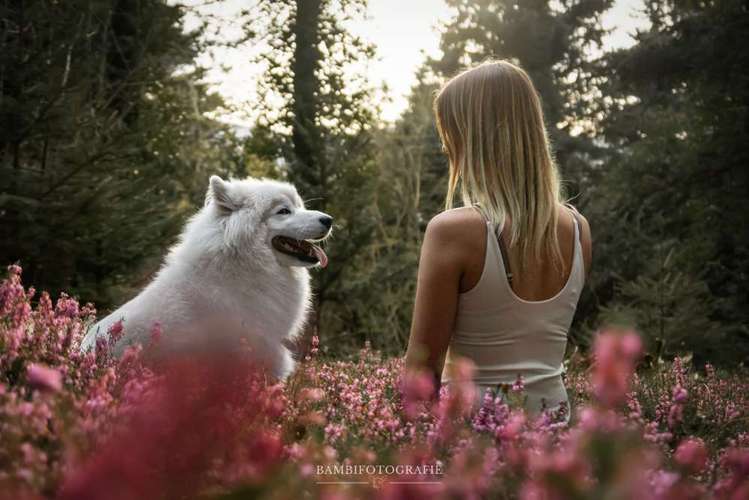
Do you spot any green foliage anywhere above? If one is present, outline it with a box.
[366,0,749,365]
[598,244,720,363]
[0,0,246,308]
[588,0,749,365]
[245,0,382,350]
[430,0,612,192]
[337,71,447,352]
[2,0,747,366]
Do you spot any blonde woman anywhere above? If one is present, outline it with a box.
[405,60,592,420]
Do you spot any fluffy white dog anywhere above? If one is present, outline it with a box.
[80,175,332,378]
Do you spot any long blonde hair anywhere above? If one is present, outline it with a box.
[433,60,564,275]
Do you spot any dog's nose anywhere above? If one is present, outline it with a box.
[319,216,333,229]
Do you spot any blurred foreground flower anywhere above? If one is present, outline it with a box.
[0,266,747,500]
[26,363,62,393]
[592,329,643,407]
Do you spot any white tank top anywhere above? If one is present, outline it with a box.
[441,206,584,419]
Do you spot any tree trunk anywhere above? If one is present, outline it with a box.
[290,0,324,357]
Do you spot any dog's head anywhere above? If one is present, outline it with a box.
[205,175,332,268]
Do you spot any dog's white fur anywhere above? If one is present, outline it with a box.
[80,176,332,378]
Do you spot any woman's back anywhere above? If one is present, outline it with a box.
[440,204,589,417]
[405,60,593,424]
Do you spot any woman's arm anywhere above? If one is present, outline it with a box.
[405,213,465,381]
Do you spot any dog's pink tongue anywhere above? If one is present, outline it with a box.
[314,246,328,269]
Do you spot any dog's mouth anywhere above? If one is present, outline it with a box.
[271,236,328,268]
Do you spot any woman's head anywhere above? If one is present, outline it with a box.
[434,60,563,272]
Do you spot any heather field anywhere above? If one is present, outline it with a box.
[1,265,748,499]
[3,1,749,498]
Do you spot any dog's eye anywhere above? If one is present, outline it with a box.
[277,207,291,215]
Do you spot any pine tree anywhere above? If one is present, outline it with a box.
[591,0,749,365]
[429,0,613,196]
[0,0,244,307]
[598,242,720,364]
[245,0,379,348]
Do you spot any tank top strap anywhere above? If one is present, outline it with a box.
[564,203,586,288]
[471,203,490,224]
[471,203,504,232]
[564,202,583,246]
[472,203,512,284]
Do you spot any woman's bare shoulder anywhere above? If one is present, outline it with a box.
[426,207,485,240]
[423,207,486,266]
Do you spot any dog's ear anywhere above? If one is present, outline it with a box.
[207,175,238,213]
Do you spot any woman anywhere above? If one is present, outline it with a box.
[405,60,592,420]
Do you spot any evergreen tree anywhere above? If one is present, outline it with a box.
[245,0,379,348]
[360,70,449,352]
[591,0,749,365]
[429,0,613,196]
[598,241,720,364]
[0,0,244,307]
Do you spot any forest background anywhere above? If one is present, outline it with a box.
[1,0,746,366]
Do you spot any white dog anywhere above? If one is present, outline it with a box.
[80,175,332,378]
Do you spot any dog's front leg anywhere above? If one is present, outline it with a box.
[275,346,296,380]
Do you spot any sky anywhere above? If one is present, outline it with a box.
[184,0,648,126]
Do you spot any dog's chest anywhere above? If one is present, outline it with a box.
[211,267,311,333]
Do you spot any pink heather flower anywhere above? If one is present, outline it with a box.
[716,448,749,497]
[55,294,80,319]
[400,369,436,419]
[26,363,62,392]
[440,358,477,419]
[402,370,436,401]
[300,411,326,426]
[512,374,525,393]
[725,402,740,421]
[310,335,319,355]
[107,319,125,344]
[4,263,749,500]
[592,330,643,407]
[286,443,305,460]
[668,385,688,429]
[674,438,708,473]
[300,387,325,402]
[323,445,337,461]
[499,412,526,440]
[671,357,687,387]
[324,423,345,443]
[650,470,680,497]
[451,357,476,383]
[672,385,688,404]
[620,333,643,358]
